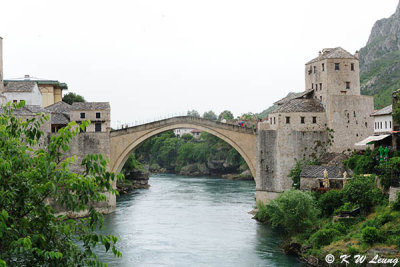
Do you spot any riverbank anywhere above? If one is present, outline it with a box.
[254,177,400,266]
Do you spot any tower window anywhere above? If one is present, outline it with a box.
[322,63,325,71]
[335,63,340,70]
[301,117,305,124]
[320,83,322,90]
[80,112,85,119]
[274,117,276,124]
[96,112,101,118]
[312,117,317,124]
[270,117,272,124]
[346,82,350,89]
[320,96,322,101]
[313,66,316,73]
[286,117,290,124]
[351,63,355,71]
[95,123,102,132]
[312,83,314,89]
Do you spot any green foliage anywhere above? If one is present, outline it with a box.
[255,201,269,222]
[318,190,343,217]
[187,110,200,117]
[392,192,400,211]
[341,175,384,212]
[343,148,379,175]
[377,157,400,190]
[202,110,217,121]
[259,190,320,234]
[218,110,234,121]
[122,153,145,175]
[131,130,248,174]
[309,228,341,248]
[362,226,380,244]
[0,102,122,266]
[238,112,257,121]
[62,92,85,105]
[360,50,400,109]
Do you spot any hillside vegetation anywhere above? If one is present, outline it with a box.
[359,1,400,109]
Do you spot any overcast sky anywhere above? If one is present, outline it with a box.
[0,0,398,127]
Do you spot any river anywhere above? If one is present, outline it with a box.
[97,174,302,266]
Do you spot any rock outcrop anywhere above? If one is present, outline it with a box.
[359,1,400,108]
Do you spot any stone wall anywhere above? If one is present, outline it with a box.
[268,111,326,131]
[66,132,115,214]
[256,126,329,202]
[326,95,374,152]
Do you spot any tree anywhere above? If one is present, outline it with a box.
[0,102,122,266]
[202,110,217,121]
[218,110,234,121]
[260,190,320,234]
[187,110,200,118]
[62,92,85,105]
[239,112,256,121]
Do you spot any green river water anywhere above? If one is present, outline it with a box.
[97,174,303,267]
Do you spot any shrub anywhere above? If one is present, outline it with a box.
[362,226,380,244]
[341,175,384,211]
[310,228,341,248]
[392,192,400,211]
[255,201,269,222]
[264,190,320,234]
[318,190,343,217]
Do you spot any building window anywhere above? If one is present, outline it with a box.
[320,96,322,101]
[351,63,354,71]
[270,117,272,124]
[320,83,322,90]
[286,117,290,124]
[390,121,392,129]
[322,63,324,71]
[80,112,85,119]
[95,123,102,132]
[312,117,317,124]
[380,122,382,129]
[313,66,316,73]
[346,82,350,89]
[312,83,314,89]
[335,63,340,70]
[96,112,101,119]
[301,117,305,124]
[273,117,276,124]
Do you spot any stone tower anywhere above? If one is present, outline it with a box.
[305,47,360,105]
[305,47,374,152]
[0,36,3,92]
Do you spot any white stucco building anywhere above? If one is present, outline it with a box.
[3,81,42,106]
[371,105,392,134]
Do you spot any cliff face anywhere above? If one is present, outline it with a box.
[359,1,400,108]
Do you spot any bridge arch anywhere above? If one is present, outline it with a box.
[109,117,257,178]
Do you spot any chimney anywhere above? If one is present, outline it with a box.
[0,37,3,92]
[354,50,359,59]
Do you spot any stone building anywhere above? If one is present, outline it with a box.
[70,102,111,133]
[300,165,350,190]
[257,47,375,202]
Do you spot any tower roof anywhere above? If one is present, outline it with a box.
[306,47,357,64]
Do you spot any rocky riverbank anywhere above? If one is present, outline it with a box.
[117,168,150,194]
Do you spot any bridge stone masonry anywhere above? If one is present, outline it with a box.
[109,116,257,178]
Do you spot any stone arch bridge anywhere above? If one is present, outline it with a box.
[109,116,257,178]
